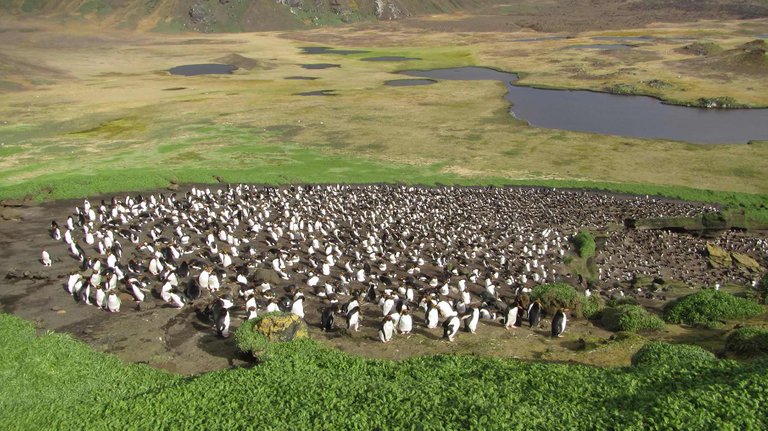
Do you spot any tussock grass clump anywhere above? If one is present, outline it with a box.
[663,290,764,325]
[601,305,665,332]
[725,327,768,357]
[530,283,603,318]
[573,230,596,259]
[631,342,716,368]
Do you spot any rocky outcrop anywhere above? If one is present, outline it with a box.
[254,313,309,343]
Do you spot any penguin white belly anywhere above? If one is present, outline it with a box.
[107,294,121,312]
[291,301,305,318]
[398,315,412,334]
[426,308,439,329]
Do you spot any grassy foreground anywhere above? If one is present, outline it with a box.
[1,313,766,429]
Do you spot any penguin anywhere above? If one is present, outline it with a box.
[291,294,305,319]
[320,304,337,332]
[503,302,520,330]
[186,278,201,301]
[346,299,361,332]
[528,299,542,328]
[397,308,412,335]
[551,308,567,338]
[106,291,121,312]
[378,315,394,343]
[95,285,106,309]
[442,314,461,342]
[41,250,52,267]
[425,300,439,329]
[462,306,480,334]
[212,297,233,338]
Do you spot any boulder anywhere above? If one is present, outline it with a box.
[706,243,732,268]
[254,313,309,343]
[732,252,764,273]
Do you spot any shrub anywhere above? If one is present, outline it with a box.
[601,305,665,332]
[725,327,768,356]
[573,230,596,259]
[582,294,605,319]
[530,283,602,318]
[663,290,764,325]
[631,342,716,368]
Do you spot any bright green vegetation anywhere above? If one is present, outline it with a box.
[572,230,596,259]
[2,313,768,429]
[631,342,716,368]
[663,290,765,326]
[601,304,666,332]
[530,283,602,318]
[725,327,768,356]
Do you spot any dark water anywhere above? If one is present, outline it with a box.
[294,90,336,96]
[168,64,236,76]
[361,56,420,62]
[300,46,369,55]
[285,76,319,80]
[301,64,341,69]
[565,44,635,50]
[400,66,768,144]
[384,79,436,86]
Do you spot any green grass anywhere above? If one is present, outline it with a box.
[1,313,768,429]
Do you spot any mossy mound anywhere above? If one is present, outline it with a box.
[663,290,764,326]
[725,327,768,357]
[235,312,309,355]
[601,305,665,332]
[631,342,716,368]
[530,283,603,318]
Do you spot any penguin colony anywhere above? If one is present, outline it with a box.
[43,184,767,342]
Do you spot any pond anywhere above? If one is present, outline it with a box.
[168,64,236,76]
[300,46,370,55]
[294,90,337,96]
[300,64,341,69]
[384,79,436,86]
[399,66,768,144]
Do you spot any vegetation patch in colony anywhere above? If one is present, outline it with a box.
[663,289,765,326]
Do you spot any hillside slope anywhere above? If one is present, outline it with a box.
[0,0,504,32]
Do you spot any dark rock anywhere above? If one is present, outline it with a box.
[6,270,20,279]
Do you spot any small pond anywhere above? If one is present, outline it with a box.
[168,64,236,76]
[285,76,319,80]
[301,46,370,55]
[300,64,341,69]
[294,90,337,96]
[400,66,768,144]
[384,79,437,87]
[361,56,421,62]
